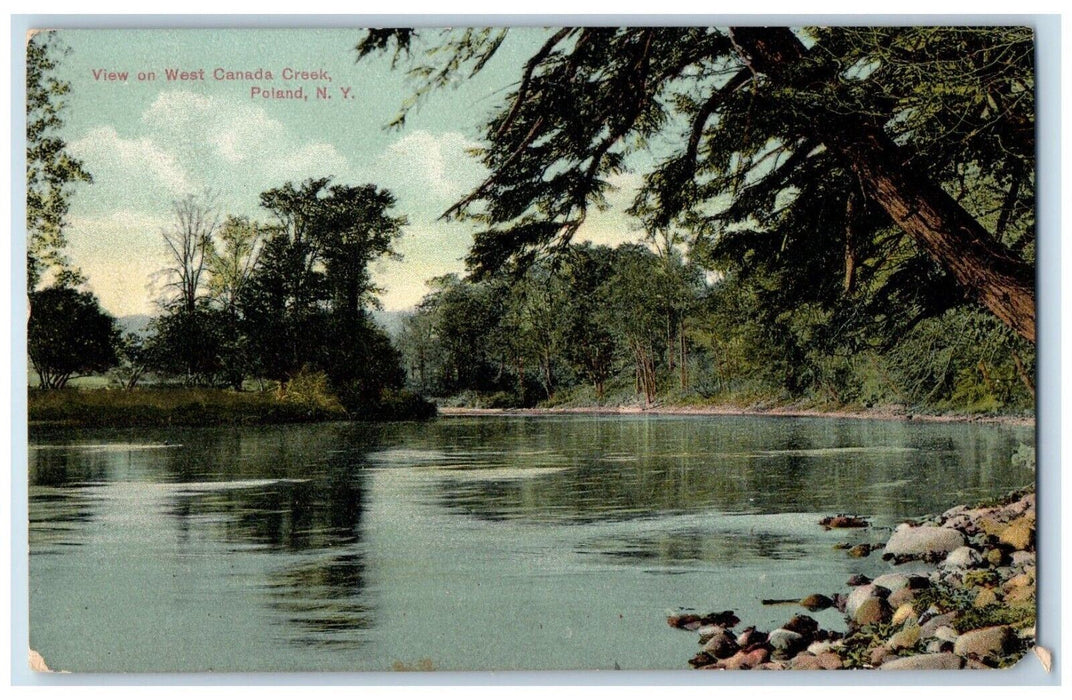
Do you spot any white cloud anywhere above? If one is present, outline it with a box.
[69,125,193,194]
[142,90,347,173]
[377,130,485,200]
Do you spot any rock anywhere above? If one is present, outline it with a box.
[1003,584,1035,605]
[942,546,982,569]
[942,514,977,533]
[886,625,921,651]
[985,548,1008,567]
[953,626,1015,660]
[853,596,890,626]
[767,628,805,653]
[884,526,965,559]
[696,624,725,640]
[846,584,888,617]
[736,627,767,648]
[783,614,819,638]
[689,651,715,667]
[807,641,834,655]
[1003,571,1034,593]
[756,661,786,670]
[933,626,959,644]
[891,603,916,627]
[848,544,872,558]
[978,517,1005,537]
[799,593,833,611]
[668,613,702,629]
[820,515,870,530]
[701,631,740,659]
[743,647,770,667]
[846,574,872,586]
[816,652,843,670]
[920,612,958,638]
[887,587,917,610]
[973,587,999,609]
[700,610,740,628]
[718,650,752,670]
[1011,550,1036,567]
[872,573,926,593]
[999,515,1034,551]
[942,504,967,519]
[870,573,907,591]
[880,653,965,670]
[869,646,891,667]
[789,653,824,670]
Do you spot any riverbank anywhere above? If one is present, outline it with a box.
[670,488,1038,670]
[439,405,1035,427]
[28,387,348,427]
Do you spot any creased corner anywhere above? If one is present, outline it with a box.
[1033,646,1052,672]
[29,648,51,672]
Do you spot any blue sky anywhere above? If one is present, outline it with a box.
[46,28,645,316]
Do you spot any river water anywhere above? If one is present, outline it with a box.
[28,415,1034,672]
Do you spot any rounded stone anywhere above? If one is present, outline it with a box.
[884,526,966,559]
[768,628,805,652]
[886,625,921,651]
[880,653,965,670]
[891,603,916,627]
[853,596,890,627]
[942,546,982,569]
[973,587,999,609]
[953,625,1014,660]
[999,516,1034,550]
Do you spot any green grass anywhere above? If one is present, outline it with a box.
[28,387,348,427]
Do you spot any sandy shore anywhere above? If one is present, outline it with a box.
[437,405,1035,427]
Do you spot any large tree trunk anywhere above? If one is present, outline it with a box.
[729,27,1036,344]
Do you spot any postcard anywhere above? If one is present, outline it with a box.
[23,24,1041,674]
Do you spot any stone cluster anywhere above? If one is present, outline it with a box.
[670,490,1036,670]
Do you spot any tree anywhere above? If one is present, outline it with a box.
[358,26,1036,342]
[208,215,264,315]
[239,178,409,406]
[29,286,119,389]
[160,192,220,313]
[557,244,619,401]
[26,31,92,292]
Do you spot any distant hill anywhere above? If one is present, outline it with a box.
[371,309,410,339]
[117,314,154,336]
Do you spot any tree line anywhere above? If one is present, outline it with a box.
[395,235,1034,413]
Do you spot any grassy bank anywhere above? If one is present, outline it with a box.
[28,388,345,427]
[28,387,436,427]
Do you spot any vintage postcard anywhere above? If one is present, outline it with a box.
[23,24,1041,674]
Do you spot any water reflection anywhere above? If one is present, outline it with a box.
[28,416,1035,671]
[30,423,381,651]
[368,416,1032,525]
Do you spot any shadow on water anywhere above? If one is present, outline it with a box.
[30,422,388,649]
[373,415,1033,525]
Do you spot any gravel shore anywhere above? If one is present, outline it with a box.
[438,405,1034,428]
[670,489,1037,670]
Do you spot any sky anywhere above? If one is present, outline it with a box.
[42,28,647,317]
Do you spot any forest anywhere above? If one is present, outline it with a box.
[27,26,1037,421]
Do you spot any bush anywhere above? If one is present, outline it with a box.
[276,366,346,416]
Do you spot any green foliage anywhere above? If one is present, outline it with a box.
[28,286,119,390]
[28,387,343,427]
[276,366,346,416]
[138,176,419,419]
[26,31,92,292]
